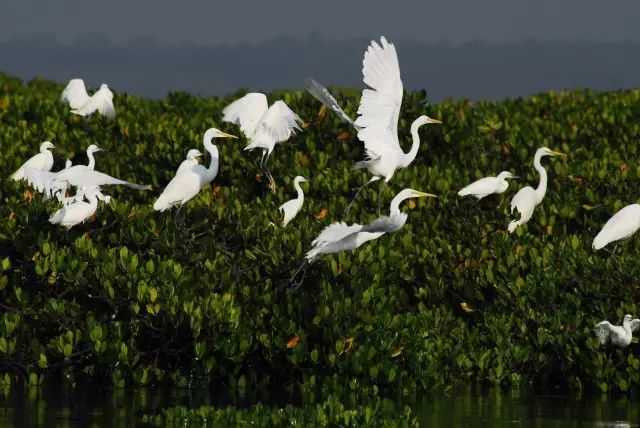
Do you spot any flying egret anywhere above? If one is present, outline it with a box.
[61,79,115,119]
[592,204,640,251]
[458,171,517,200]
[48,185,110,229]
[508,147,565,233]
[305,36,442,211]
[175,149,203,176]
[279,176,307,227]
[305,188,436,262]
[153,128,236,212]
[594,314,640,348]
[11,141,55,181]
[222,93,303,192]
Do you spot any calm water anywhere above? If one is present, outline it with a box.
[0,384,638,427]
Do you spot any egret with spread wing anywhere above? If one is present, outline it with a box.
[153,128,236,212]
[222,93,302,192]
[508,147,565,233]
[279,176,307,227]
[305,37,442,212]
[11,141,55,181]
[458,171,516,200]
[62,78,115,119]
[594,314,640,349]
[592,204,640,251]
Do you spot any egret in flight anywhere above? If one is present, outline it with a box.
[592,204,640,251]
[594,314,640,349]
[279,176,307,227]
[508,147,565,233]
[48,185,110,229]
[61,79,115,118]
[458,171,516,200]
[153,128,236,212]
[11,141,55,181]
[305,36,442,211]
[305,188,436,261]
[222,93,302,192]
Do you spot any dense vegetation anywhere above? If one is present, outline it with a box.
[1,71,640,413]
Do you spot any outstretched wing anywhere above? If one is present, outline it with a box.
[594,321,613,345]
[71,87,115,118]
[256,101,302,143]
[222,93,269,139]
[304,78,360,129]
[354,36,403,159]
[362,215,398,234]
[311,222,363,247]
[22,167,58,193]
[631,319,640,333]
[55,168,150,191]
[61,79,90,109]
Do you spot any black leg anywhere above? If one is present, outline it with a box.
[344,180,371,217]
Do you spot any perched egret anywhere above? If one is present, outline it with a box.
[279,176,307,227]
[508,147,565,233]
[222,93,302,192]
[48,185,109,229]
[592,204,640,251]
[61,79,115,118]
[153,128,236,212]
[305,189,436,261]
[305,36,442,211]
[594,314,640,348]
[458,171,516,200]
[175,149,203,176]
[11,141,55,181]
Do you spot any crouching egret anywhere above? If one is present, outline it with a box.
[11,141,55,181]
[222,93,302,192]
[508,147,565,233]
[592,204,640,251]
[458,171,516,200]
[176,149,203,175]
[594,314,640,348]
[279,176,307,227]
[153,128,236,212]
[305,189,436,261]
[305,36,442,212]
[61,78,115,118]
[48,185,110,229]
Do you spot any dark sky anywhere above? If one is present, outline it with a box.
[2,0,640,45]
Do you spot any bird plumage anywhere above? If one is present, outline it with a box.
[592,204,640,250]
[279,176,307,227]
[594,315,640,348]
[458,171,514,200]
[11,141,55,181]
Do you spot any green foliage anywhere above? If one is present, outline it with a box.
[0,72,639,396]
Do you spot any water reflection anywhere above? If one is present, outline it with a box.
[0,383,639,427]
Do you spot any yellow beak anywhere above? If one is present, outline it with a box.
[414,191,437,198]
[219,131,238,139]
[429,119,443,124]
[551,150,566,157]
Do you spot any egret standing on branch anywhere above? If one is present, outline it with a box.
[458,171,516,200]
[11,141,55,181]
[594,314,640,349]
[508,147,565,233]
[305,36,442,213]
[279,176,307,227]
[61,78,116,119]
[592,204,640,251]
[222,93,302,192]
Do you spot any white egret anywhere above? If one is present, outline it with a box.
[305,189,436,261]
[11,141,55,181]
[458,171,516,200]
[594,314,640,348]
[175,149,203,176]
[305,36,442,211]
[592,204,640,251]
[48,185,110,229]
[508,147,565,233]
[222,93,302,192]
[153,128,236,212]
[279,176,307,227]
[61,79,115,119]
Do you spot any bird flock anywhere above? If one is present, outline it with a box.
[7,36,639,349]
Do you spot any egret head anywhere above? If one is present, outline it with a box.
[100,84,109,90]
[497,171,517,180]
[397,188,437,202]
[412,115,443,130]
[537,147,565,158]
[87,144,105,154]
[186,149,203,160]
[294,176,308,184]
[204,128,238,140]
[40,141,55,151]
[624,314,633,323]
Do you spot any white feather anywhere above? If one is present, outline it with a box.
[61,79,90,109]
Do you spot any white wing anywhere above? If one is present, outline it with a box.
[458,177,498,198]
[593,204,640,250]
[510,186,536,217]
[304,78,359,128]
[53,168,150,191]
[354,36,403,159]
[222,93,269,138]
[71,87,115,118]
[11,152,53,180]
[61,79,90,109]
[311,222,363,247]
[22,167,58,193]
[594,321,613,345]
[631,319,640,333]
[255,101,302,143]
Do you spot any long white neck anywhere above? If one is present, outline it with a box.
[533,153,548,203]
[389,193,410,216]
[401,119,424,167]
[623,318,632,335]
[87,151,96,170]
[294,180,304,201]
[203,134,219,182]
